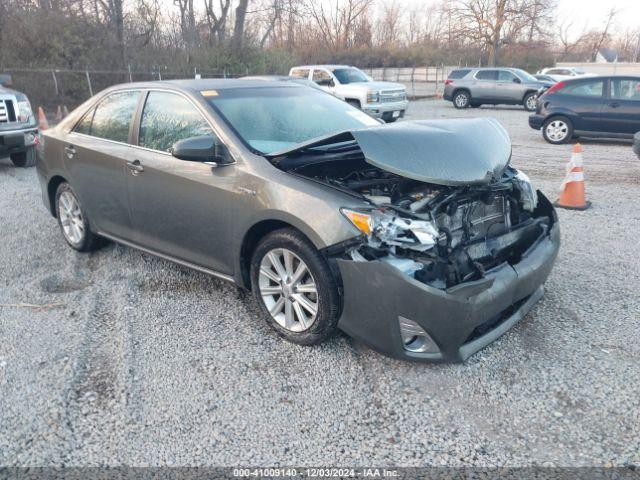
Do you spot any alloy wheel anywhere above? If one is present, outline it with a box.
[545,120,568,142]
[525,95,537,111]
[258,248,318,332]
[58,190,85,245]
[454,93,468,108]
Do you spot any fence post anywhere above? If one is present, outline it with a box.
[411,67,415,98]
[51,70,59,96]
[128,64,132,83]
[158,71,162,81]
[223,68,227,79]
[85,70,93,97]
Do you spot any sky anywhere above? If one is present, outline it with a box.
[557,0,640,38]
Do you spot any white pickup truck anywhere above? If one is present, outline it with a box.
[289,65,409,122]
[0,75,38,167]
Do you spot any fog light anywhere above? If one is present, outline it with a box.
[398,316,439,354]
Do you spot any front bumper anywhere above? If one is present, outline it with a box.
[336,209,560,363]
[362,100,409,120]
[0,125,38,155]
[528,114,544,130]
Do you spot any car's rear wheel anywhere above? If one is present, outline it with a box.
[55,182,102,251]
[10,147,36,168]
[542,116,573,144]
[250,228,341,346]
[523,93,538,112]
[453,91,470,109]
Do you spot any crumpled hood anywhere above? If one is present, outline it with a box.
[268,117,512,186]
[351,118,512,185]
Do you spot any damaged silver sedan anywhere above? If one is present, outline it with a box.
[37,79,559,363]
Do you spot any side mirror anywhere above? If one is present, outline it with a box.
[316,78,334,87]
[170,135,232,166]
[513,77,521,84]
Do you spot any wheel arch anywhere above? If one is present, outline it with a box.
[452,88,471,98]
[47,175,68,217]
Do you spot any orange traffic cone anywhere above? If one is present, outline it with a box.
[37,107,49,131]
[555,143,591,210]
[55,105,62,122]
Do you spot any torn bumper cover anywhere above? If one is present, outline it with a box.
[335,205,560,363]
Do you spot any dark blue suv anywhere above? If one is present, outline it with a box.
[529,76,640,144]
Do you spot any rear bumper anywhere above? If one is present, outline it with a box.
[528,114,545,130]
[0,126,38,155]
[336,202,560,363]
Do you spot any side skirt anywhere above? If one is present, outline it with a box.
[98,231,236,284]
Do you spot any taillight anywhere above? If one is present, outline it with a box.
[546,81,565,94]
[444,79,453,86]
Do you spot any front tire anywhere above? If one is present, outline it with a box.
[453,91,470,109]
[250,228,341,346]
[542,116,573,144]
[523,92,537,112]
[10,147,36,168]
[55,182,102,252]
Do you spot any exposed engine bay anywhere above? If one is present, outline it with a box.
[270,135,554,290]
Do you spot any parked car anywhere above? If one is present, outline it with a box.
[537,67,594,82]
[529,76,640,144]
[534,74,557,83]
[443,67,554,111]
[289,65,408,122]
[633,131,640,159]
[0,75,38,167]
[37,79,559,363]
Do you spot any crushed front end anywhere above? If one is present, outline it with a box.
[270,119,560,362]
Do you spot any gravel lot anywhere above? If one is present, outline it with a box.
[1,99,639,467]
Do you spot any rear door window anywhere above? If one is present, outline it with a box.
[559,80,604,97]
[611,79,640,101]
[448,69,471,79]
[475,70,498,81]
[290,69,310,79]
[138,91,213,153]
[89,91,140,143]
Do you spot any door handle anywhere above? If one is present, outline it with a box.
[608,102,620,108]
[64,145,76,159]
[126,159,144,175]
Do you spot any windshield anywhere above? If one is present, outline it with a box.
[514,69,538,82]
[206,86,379,154]
[332,68,370,84]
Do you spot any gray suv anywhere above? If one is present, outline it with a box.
[443,68,554,111]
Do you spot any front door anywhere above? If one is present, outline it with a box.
[65,90,140,240]
[126,90,235,274]
[311,69,336,95]
[601,78,640,135]
[495,70,523,102]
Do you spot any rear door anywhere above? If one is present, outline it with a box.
[472,70,498,100]
[126,89,235,273]
[600,78,640,135]
[554,79,606,132]
[66,90,140,239]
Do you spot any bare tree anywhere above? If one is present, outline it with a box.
[232,0,250,50]
[305,0,373,51]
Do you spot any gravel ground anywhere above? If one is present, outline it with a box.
[1,100,639,467]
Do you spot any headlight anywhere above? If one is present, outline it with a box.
[17,100,34,124]
[513,169,538,212]
[366,91,380,103]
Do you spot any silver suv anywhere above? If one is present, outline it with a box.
[443,68,554,111]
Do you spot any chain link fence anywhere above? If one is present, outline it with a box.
[2,65,457,115]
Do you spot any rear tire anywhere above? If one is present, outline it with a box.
[523,92,537,112]
[55,182,102,252]
[542,116,573,144]
[453,91,470,109]
[10,147,36,168]
[250,228,341,346]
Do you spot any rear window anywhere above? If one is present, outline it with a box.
[448,69,471,79]
[290,69,309,79]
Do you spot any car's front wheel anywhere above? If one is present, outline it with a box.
[10,147,36,168]
[523,92,537,112]
[542,116,573,144]
[55,182,102,251]
[453,91,470,109]
[250,228,341,346]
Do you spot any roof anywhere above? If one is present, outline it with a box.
[291,65,354,70]
[102,78,305,93]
